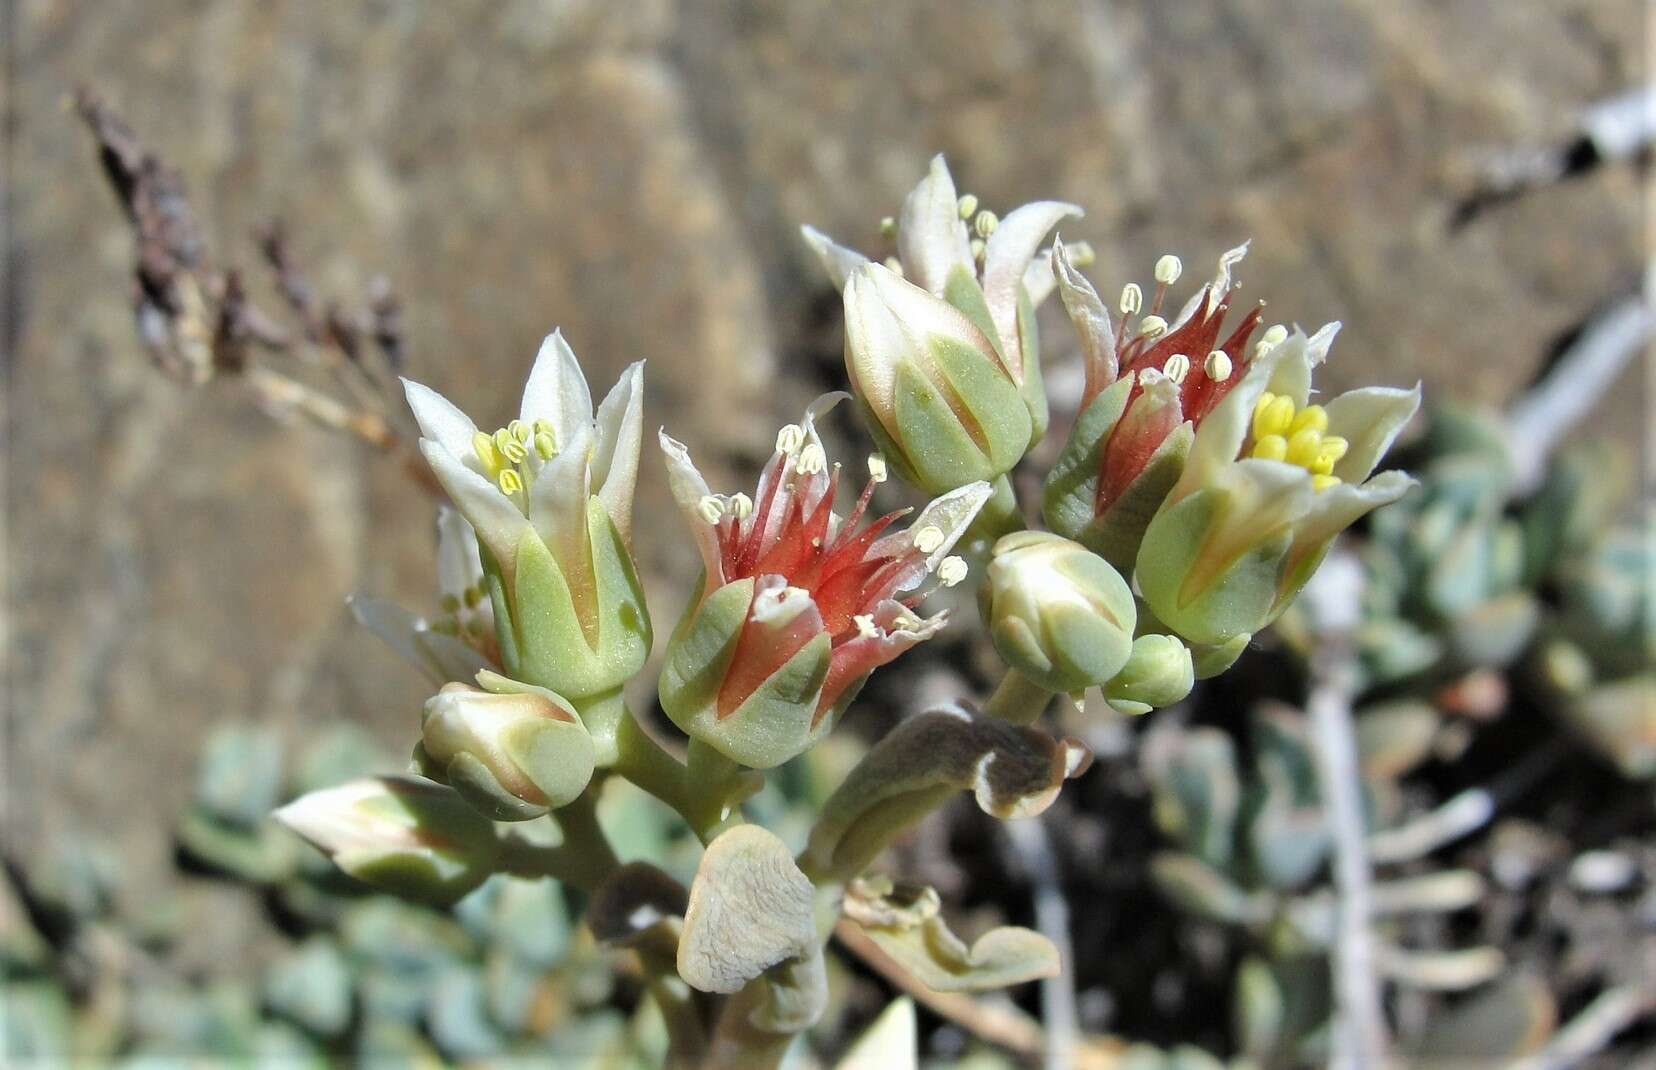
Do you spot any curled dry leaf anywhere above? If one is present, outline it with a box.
[804,703,1092,881]
[677,825,818,996]
[844,876,1060,992]
[587,861,688,950]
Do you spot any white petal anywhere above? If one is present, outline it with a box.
[1052,237,1117,391]
[1178,347,1283,500]
[1292,470,1416,553]
[897,154,973,295]
[420,439,532,571]
[414,630,494,686]
[520,330,594,446]
[1325,383,1422,483]
[981,200,1082,377]
[435,506,483,601]
[527,423,594,571]
[1022,249,1057,309]
[800,225,871,291]
[592,362,645,544]
[873,480,993,587]
[348,595,440,680]
[659,430,724,586]
[402,378,481,466]
[1199,458,1316,571]
[1262,330,1318,408]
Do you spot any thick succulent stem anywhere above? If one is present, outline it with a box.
[684,738,753,842]
[983,668,1055,724]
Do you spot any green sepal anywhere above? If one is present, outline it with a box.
[880,328,1031,495]
[658,578,834,769]
[1135,487,1294,648]
[1016,283,1047,447]
[510,498,651,702]
[1103,634,1195,715]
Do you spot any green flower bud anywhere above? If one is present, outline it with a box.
[1103,634,1195,715]
[983,532,1136,693]
[275,776,499,906]
[843,262,1032,494]
[417,673,596,821]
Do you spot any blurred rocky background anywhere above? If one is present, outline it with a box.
[6,0,1646,991]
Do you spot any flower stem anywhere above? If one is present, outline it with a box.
[684,739,754,842]
[498,790,618,892]
[959,473,1025,568]
[983,668,1054,724]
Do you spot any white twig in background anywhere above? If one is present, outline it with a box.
[1511,985,1655,1070]
[1301,554,1388,1069]
[1506,285,1652,494]
[1006,817,1078,1070]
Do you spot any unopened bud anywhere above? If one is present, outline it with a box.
[1102,634,1195,715]
[419,679,596,821]
[983,532,1137,695]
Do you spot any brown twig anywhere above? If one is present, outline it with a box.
[72,86,439,498]
[833,919,1122,1070]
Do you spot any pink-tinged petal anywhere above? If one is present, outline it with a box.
[659,430,725,587]
[800,225,871,291]
[718,576,826,717]
[419,439,532,573]
[520,330,594,446]
[897,154,973,295]
[1099,375,1184,509]
[592,362,645,544]
[403,378,482,469]
[818,601,948,714]
[1052,238,1118,401]
[982,200,1082,378]
[1325,384,1422,483]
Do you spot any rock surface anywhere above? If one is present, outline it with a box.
[6,0,1644,970]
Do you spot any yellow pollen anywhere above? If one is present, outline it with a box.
[1286,428,1324,468]
[497,469,524,496]
[937,556,968,587]
[1252,392,1296,440]
[913,525,945,554]
[697,495,725,524]
[776,424,805,454]
[494,428,527,464]
[534,430,557,459]
[472,432,501,475]
[533,417,554,435]
[1312,474,1342,492]
[1288,405,1328,436]
[1251,434,1288,462]
[1204,350,1233,381]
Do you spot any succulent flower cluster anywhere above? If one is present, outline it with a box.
[255,157,1426,1067]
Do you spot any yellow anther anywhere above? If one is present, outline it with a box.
[1204,350,1233,381]
[1286,428,1324,468]
[1138,314,1169,338]
[1312,474,1342,492]
[472,431,501,475]
[913,525,945,554]
[1154,254,1183,285]
[969,237,986,260]
[867,454,889,484]
[1251,434,1288,462]
[697,495,725,525]
[1318,436,1349,465]
[854,613,880,639]
[727,492,754,519]
[795,443,827,475]
[937,556,968,587]
[508,419,531,444]
[776,424,805,454]
[497,469,524,496]
[1288,405,1328,436]
[1310,455,1336,476]
[533,417,554,436]
[1253,394,1296,440]
[879,216,896,238]
[440,593,460,613]
[494,428,527,464]
[973,209,999,238]
[463,585,484,608]
[1120,283,1143,316]
[957,194,979,220]
[1066,241,1097,268]
[534,430,557,459]
[1164,353,1191,385]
